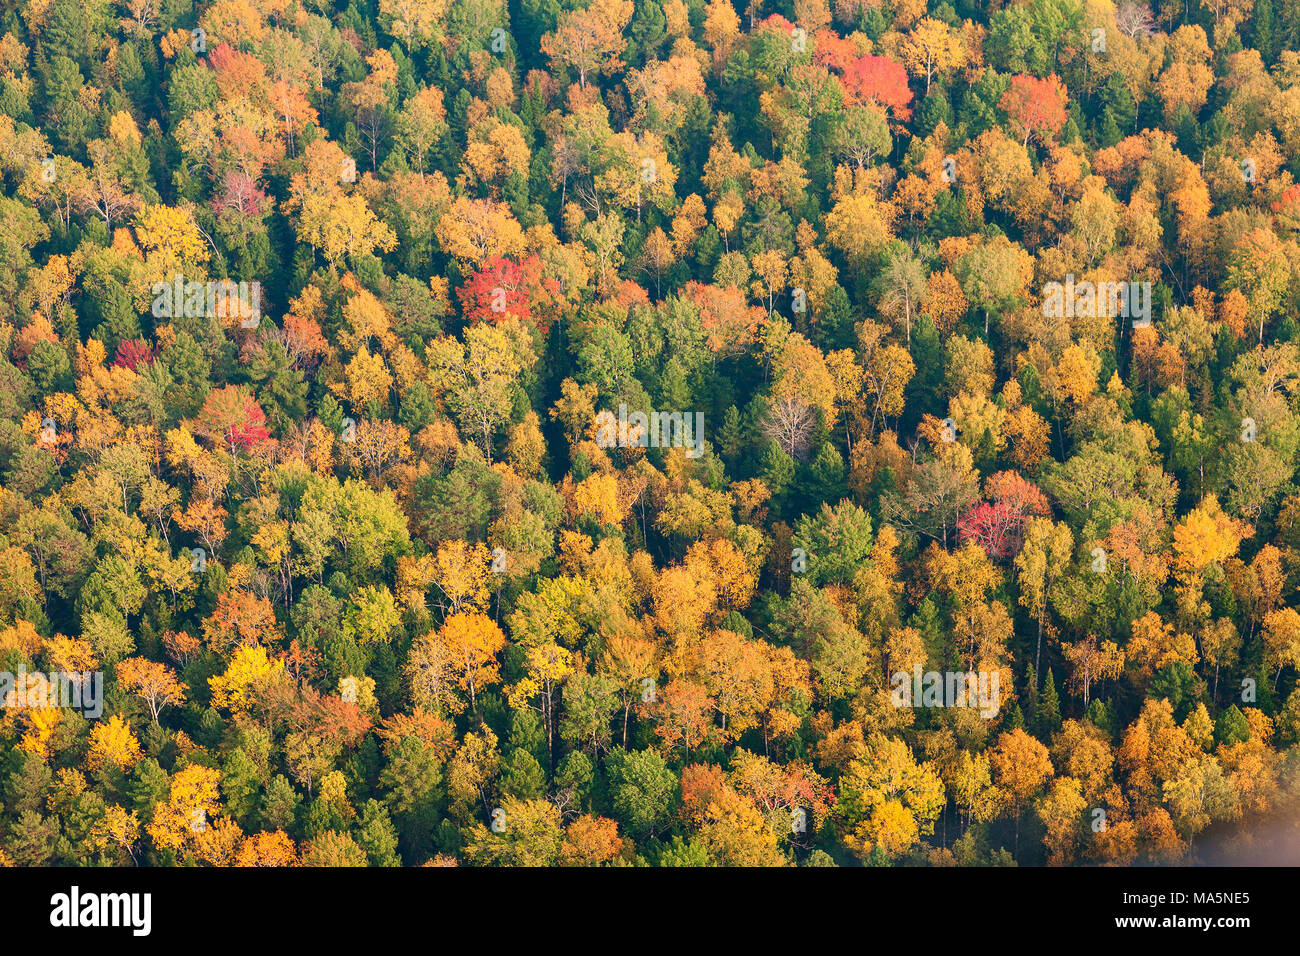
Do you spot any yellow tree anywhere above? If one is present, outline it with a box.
[434,196,526,267]
[771,330,838,429]
[508,640,575,764]
[297,191,397,269]
[697,788,786,866]
[116,656,187,722]
[901,17,965,93]
[1015,516,1073,674]
[396,86,448,177]
[596,131,677,222]
[949,749,999,828]
[989,728,1053,854]
[208,644,288,717]
[823,184,896,271]
[135,203,210,284]
[860,337,915,438]
[1036,776,1087,865]
[836,734,945,860]
[90,806,141,865]
[560,815,625,865]
[1062,635,1124,707]
[440,611,507,713]
[406,628,464,714]
[685,538,756,613]
[1155,25,1213,120]
[347,48,398,168]
[432,540,492,613]
[461,118,531,197]
[236,830,299,866]
[598,631,658,746]
[88,715,144,772]
[924,269,968,334]
[147,765,223,855]
[1161,754,1240,844]
[1262,607,1300,689]
[1171,496,1250,623]
[702,0,741,71]
[427,319,536,460]
[1125,612,1198,682]
[540,0,634,90]
[696,629,776,741]
[379,0,447,50]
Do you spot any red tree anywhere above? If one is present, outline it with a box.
[757,14,796,34]
[957,502,1024,559]
[999,74,1069,147]
[207,43,267,100]
[959,473,1052,558]
[457,255,559,333]
[112,339,156,371]
[229,401,270,450]
[686,281,764,355]
[984,470,1051,519]
[813,30,860,74]
[841,55,913,121]
[196,386,271,454]
[1271,184,1300,214]
[212,171,268,219]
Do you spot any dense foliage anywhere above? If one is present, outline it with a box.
[1,0,1300,867]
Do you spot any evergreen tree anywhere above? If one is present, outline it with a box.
[1037,669,1062,738]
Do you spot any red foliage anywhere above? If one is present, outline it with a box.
[611,280,650,310]
[757,14,797,35]
[957,501,1024,559]
[960,472,1052,558]
[1272,184,1300,211]
[999,73,1069,146]
[685,281,765,355]
[276,314,330,370]
[813,30,860,73]
[207,43,267,99]
[212,171,268,219]
[457,255,559,333]
[841,55,913,120]
[197,386,271,452]
[984,470,1051,518]
[679,763,728,821]
[112,338,156,371]
[231,399,271,449]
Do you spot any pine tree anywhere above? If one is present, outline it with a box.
[760,440,796,516]
[718,405,743,465]
[1086,699,1115,738]
[357,800,402,867]
[865,845,892,867]
[1254,664,1276,713]
[1005,704,1025,731]
[1251,0,1277,62]
[1037,669,1062,738]
[797,441,847,505]
[1023,666,1039,727]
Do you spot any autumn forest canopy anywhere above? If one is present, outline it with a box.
[1,0,1300,869]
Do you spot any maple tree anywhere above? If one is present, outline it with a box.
[841,55,915,121]
[1000,73,1070,147]
[194,386,271,456]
